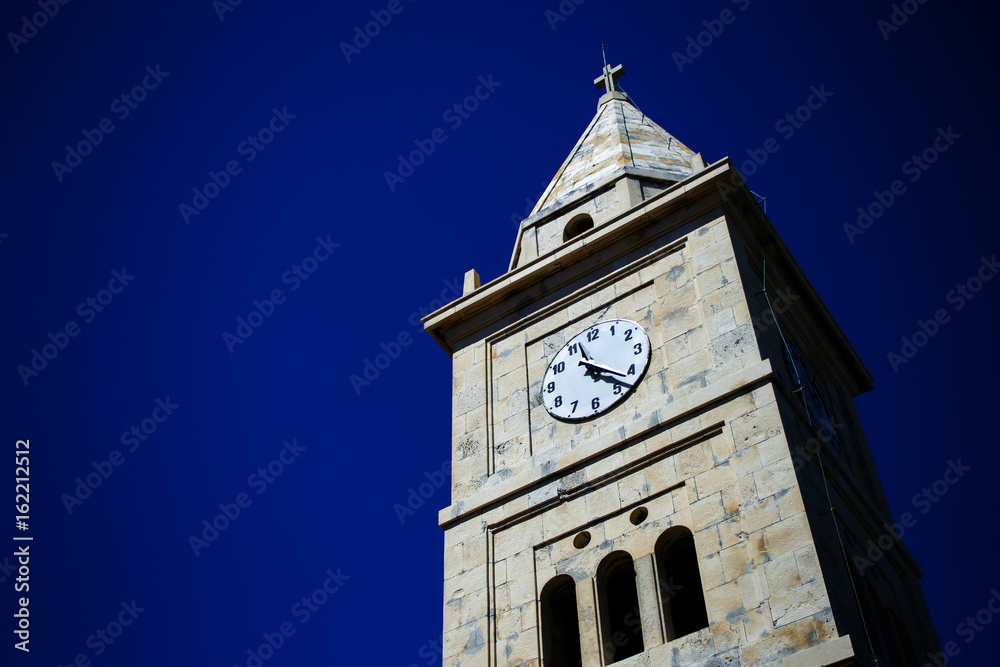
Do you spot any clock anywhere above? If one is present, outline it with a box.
[541,319,651,420]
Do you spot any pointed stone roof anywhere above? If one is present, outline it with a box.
[530,90,699,217]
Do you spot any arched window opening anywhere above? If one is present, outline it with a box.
[563,214,594,242]
[540,575,582,667]
[596,552,644,663]
[655,527,709,641]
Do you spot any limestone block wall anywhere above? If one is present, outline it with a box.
[722,220,889,516]
[514,174,683,270]
[532,185,622,259]
[432,164,903,666]
[440,383,842,667]
[717,208,941,664]
[449,208,760,506]
[774,389,941,666]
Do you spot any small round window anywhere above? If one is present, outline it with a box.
[563,214,594,242]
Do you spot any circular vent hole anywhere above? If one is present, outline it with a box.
[629,507,649,525]
[573,531,591,549]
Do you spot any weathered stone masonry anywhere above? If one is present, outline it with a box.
[425,66,939,667]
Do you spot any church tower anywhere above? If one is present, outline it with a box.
[423,64,940,667]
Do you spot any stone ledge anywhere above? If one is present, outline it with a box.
[439,358,775,529]
[767,634,858,666]
[424,160,736,354]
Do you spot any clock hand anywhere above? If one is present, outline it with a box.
[589,371,633,388]
[578,359,627,377]
[579,343,592,361]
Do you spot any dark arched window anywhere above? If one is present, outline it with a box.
[563,214,594,242]
[655,527,708,640]
[596,552,644,663]
[540,575,582,667]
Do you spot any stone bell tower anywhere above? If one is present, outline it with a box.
[423,63,939,666]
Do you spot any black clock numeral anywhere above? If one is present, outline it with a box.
[554,396,562,408]
[591,397,600,410]
[627,364,636,376]
[610,325,616,336]
[568,343,578,356]
[624,329,633,341]
[570,400,578,414]
[546,382,555,393]
[613,383,622,395]
[553,361,566,375]
[633,343,643,355]
[587,329,600,342]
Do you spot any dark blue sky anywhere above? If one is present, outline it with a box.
[2,0,998,665]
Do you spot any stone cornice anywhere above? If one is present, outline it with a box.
[438,359,776,529]
[423,159,732,355]
[424,158,873,398]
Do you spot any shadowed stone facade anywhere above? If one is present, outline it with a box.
[424,66,939,667]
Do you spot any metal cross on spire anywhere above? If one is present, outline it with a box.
[594,43,626,93]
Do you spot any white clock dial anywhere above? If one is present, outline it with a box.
[541,319,651,420]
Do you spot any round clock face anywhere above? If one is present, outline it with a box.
[541,319,651,421]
